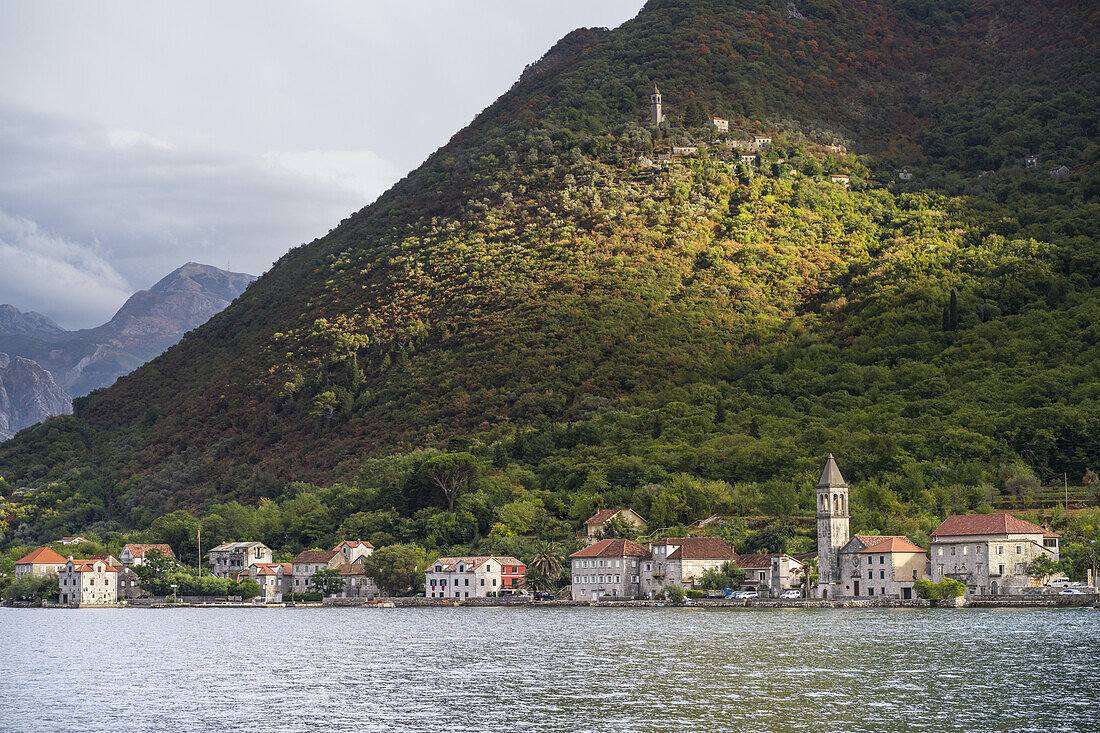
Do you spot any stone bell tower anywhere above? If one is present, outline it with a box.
[816,454,850,599]
[650,83,663,124]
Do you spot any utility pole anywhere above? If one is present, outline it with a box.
[197,527,201,578]
[1064,472,1068,508]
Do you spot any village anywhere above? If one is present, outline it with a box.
[9,457,1096,609]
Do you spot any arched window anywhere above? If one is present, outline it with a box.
[834,494,839,512]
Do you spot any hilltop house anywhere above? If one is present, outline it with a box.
[58,557,120,606]
[120,543,176,566]
[642,537,736,595]
[739,154,758,166]
[753,135,772,149]
[1024,154,1039,168]
[895,169,912,181]
[672,145,698,156]
[828,173,850,185]
[571,539,650,600]
[59,536,89,545]
[583,508,647,540]
[711,116,729,132]
[1050,165,1070,181]
[14,547,68,577]
[426,556,526,599]
[930,514,1059,596]
[209,541,272,578]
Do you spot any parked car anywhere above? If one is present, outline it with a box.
[731,590,758,599]
[1058,588,1084,595]
[533,591,556,601]
[1046,579,1073,588]
[779,590,802,599]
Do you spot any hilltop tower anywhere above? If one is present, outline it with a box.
[816,454,850,599]
[650,83,663,124]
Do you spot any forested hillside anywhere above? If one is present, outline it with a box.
[1,0,1098,560]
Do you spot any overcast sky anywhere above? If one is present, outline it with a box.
[0,1,644,328]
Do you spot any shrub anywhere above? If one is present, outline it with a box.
[914,578,966,599]
[662,584,686,605]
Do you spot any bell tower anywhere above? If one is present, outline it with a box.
[816,454,850,599]
[650,83,663,124]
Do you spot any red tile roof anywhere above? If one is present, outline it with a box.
[124,543,176,559]
[932,513,1047,538]
[735,553,774,570]
[292,550,338,564]
[338,564,368,576]
[16,547,67,565]
[860,537,926,554]
[571,539,651,559]
[333,540,375,550]
[584,509,628,526]
[659,537,735,560]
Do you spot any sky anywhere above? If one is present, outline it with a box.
[0,1,645,328]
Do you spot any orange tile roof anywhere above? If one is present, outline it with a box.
[658,537,735,560]
[932,514,1047,538]
[124,543,176,559]
[16,547,67,565]
[860,537,926,554]
[571,539,650,559]
[333,540,375,550]
[584,509,621,526]
[735,553,774,570]
[293,550,338,564]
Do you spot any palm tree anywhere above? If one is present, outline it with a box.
[523,565,553,592]
[528,541,563,580]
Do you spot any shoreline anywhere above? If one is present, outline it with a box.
[11,596,1097,610]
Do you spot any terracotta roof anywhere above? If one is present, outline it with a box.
[735,554,774,570]
[818,455,848,489]
[68,559,117,573]
[338,564,368,576]
[124,543,176,559]
[430,556,524,572]
[1043,531,1061,539]
[852,534,907,548]
[571,539,650,559]
[16,547,67,565]
[658,537,735,560]
[860,537,926,554]
[932,514,1047,538]
[292,550,338,564]
[584,509,634,526]
[333,540,375,550]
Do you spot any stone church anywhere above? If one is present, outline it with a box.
[816,455,929,599]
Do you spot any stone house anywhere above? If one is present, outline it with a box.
[120,543,176,566]
[583,508,648,540]
[333,540,374,565]
[672,146,699,156]
[739,154,758,166]
[426,556,526,599]
[58,557,119,606]
[571,539,650,600]
[209,541,273,578]
[291,550,342,593]
[643,537,736,596]
[753,135,772,149]
[930,514,1059,596]
[895,169,912,181]
[828,173,850,185]
[1049,165,1070,181]
[239,562,293,602]
[89,554,141,600]
[15,547,68,577]
[711,117,729,132]
[337,564,383,600]
[1024,154,1039,168]
[838,536,928,599]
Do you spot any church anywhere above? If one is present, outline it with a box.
[816,455,929,600]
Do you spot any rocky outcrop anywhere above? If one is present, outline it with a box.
[0,353,72,441]
[0,263,254,398]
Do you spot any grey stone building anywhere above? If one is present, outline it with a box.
[930,514,1060,595]
[571,539,650,600]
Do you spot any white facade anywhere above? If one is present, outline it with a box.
[58,558,119,606]
[426,556,525,599]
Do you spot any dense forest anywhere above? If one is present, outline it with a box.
[1,0,1098,576]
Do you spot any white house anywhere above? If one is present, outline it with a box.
[426,556,525,599]
[583,508,648,540]
[711,117,729,132]
[15,547,68,577]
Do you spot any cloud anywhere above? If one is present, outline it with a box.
[0,104,400,327]
[0,209,132,328]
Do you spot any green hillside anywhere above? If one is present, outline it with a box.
[1,0,1099,562]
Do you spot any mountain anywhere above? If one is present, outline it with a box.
[0,353,72,442]
[0,0,1097,546]
[0,263,255,398]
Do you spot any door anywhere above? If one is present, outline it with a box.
[902,587,912,600]
[853,580,860,596]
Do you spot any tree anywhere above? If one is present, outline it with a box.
[364,544,427,595]
[527,542,564,580]
[237,578,261,600]
[662,583,686,605]
[418,453,480,512]
[131,548,180,595]
[597,516,640,541]
[523,565,553,592]
[682,100,706,127]
[1026,555,1062,584]
[7,573,58,603]
[308,567,346,597]
[699,560,745,590]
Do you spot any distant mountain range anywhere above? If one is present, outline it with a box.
[0,262,253,439]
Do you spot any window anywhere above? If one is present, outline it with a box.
[937,548,943,556]
[464,579,469,586]
[880,571,885,580]
[962,546,968,556]
[1016,546,1022,554]
[480,579,484,586]
[950,547,956,556]
[997,546,1004,555]
[868,571,873,579]
[880,556,885,564]
[492,579,497,586]
[868,588,874,596]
